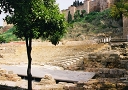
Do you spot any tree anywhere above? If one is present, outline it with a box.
[74,10,80,20]
[67,11,72,23]
[80,1,83,5]
[110,0,128,27]
[73,0,80,7]
[0,0,67,90]
[81,10,86,17]
[110,0,128,19]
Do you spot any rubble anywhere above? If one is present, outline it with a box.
[0,69,21,82]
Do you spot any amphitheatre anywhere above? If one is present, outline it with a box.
[0,0,128,90]
[0,39,128,89]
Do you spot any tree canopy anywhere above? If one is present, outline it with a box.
[110,0,128,19]
[3,0,67,45]
[67,11,72,23]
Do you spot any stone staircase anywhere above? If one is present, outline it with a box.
[46,54,85,70]
[46,43,109,70]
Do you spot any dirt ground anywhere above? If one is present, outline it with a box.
[0,40,104,65]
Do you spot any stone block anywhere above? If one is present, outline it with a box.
[85,79,99,85]
[8,71,13,74]
[103,68,109,74]
[116,83,127,89]
[78,56,84,60]
[110,69,116,75]
[6,74,14,78]
[118,69,125,75]
[40,74,56,85]
[0,76,7,80]
[69,86,76,90]
[40,84,63,90]
[0,69,7,74]
[98,68,104,74]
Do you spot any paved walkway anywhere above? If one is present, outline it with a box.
[0,65,95,82]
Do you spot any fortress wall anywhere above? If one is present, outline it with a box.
[123,16,128,39]
[110,0,115,5]
[76,5,85,13]
[69,6,76,20]
[83,0,89,13]
[61,0,115,20]
[89,0,100,12]
[100,0,109,11]
[61,9,69,20]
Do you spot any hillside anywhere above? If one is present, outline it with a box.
[65,9,123,41]
[0,9,123,42]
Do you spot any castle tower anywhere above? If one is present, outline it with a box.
[84,0,90,14]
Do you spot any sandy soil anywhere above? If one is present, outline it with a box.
[0,40,103,65]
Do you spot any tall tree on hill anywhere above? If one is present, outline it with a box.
[74,10,81,20]
[0,0,67,90]
[67,11,72,23]
[80,1,83,5]
[73,0,80,7]
[81,10,86,17]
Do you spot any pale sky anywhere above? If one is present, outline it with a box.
[0,0,84,26]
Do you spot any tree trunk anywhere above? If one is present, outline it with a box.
[25,37,32,90]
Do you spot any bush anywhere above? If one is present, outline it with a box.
[0,36,6,43]
[0,26,19,43]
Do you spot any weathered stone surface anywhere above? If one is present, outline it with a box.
[0,68,21,81]
[84,50,121,68]
[40,74,56,85]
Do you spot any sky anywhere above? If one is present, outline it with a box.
[0,0,84,26]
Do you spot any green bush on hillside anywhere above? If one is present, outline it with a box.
[0,27,19,43]
[0,36,5,43]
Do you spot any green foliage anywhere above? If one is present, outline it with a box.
[0,26,2,29]
[0,36,5,43]
[84,9,111,23]
[110,0,128,19]
[2,0,67,45]
[81,10,86,17]
[0,27,19,43]
[72,0,83,7]
[67,11,72,23]
[66,9,122,38]
[74,10,81,20]
[84,12,98,22]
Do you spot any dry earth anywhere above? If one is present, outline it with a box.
[0,40,102,65]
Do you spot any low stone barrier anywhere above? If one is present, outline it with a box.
[0,68,21,81]
[85,68,126,78]
[39,74,56,85]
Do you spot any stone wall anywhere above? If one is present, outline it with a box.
[123,16,128,39]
